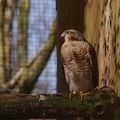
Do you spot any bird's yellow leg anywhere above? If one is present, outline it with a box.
[79,91,89,101]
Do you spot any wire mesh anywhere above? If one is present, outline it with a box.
[12,0,57,93]
[29,0,56,93]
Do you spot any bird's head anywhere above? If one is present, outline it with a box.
[61,29,84,41]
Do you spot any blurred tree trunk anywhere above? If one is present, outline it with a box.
[16,0,29,92]
[84,0,120,95]
[115,0,120,96]
[17,0,29,69]
[84,0,101,86]
[4,0,17,81]
[0,0,6,85]
[56,0,87,93]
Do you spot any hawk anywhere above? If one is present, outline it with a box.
[60,29,98,94]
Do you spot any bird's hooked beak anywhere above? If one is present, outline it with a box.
[60,31,66,39]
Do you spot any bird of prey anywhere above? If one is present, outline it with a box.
[60,29,98,96]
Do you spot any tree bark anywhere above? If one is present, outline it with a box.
[112,0,120,96]
[17,0,29,69]
[0,88,119,119]
[0,0,6,85]
[84,0,120,96]
[4,0,17,81]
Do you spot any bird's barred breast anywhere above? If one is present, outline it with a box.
[61,41,90,64]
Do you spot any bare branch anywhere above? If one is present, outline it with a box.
[5,19,57,93]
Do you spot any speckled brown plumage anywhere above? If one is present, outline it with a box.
[60,29,98,93]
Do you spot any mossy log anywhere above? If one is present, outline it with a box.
[0,87,120,119]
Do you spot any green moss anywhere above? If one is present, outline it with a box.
[0,100,17,111]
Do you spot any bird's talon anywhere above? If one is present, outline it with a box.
[69,93,72,99]
[79,92,89,101]
[69,91,76,99]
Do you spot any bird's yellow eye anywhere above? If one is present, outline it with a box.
[67,32,72,34]
[66,31,70,34]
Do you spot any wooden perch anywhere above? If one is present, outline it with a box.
[0,88,120,119]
